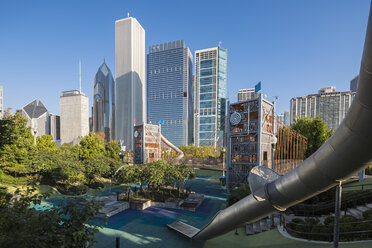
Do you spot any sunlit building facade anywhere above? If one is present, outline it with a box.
[290,87,356,130]
[115,17,145,150]
[238,88,259,102]
[60,90,89,144]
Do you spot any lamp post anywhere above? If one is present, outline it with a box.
[222,147,226,177]
[119,151,124,164]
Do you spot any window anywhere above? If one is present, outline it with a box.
[200,59,213,69]
[200,77,213,85]
[200,69,212,77]
[200,117,212,124]
[199,132,212,139]
[200,125,213,131]
[200,101,212,108]
[200,93,212,100]
[200,85,212,93]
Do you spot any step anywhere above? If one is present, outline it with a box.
[245,224,254,235]
[356,206,370,212]
[253,222,262,233]
[267,217,276,228]
[274,216,281,226]
[366,203,372,209]
[347,208,363,219]
[260,219,269,231]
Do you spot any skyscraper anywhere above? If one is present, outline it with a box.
[93,61,115,141]
[115,17,145,150]
[49,114,60,141]
[350,75,359,92]
[147,40,193,147]
[237,88,259,102]
[60,90,89,144]
[194,46,227,147]
[0,86,3,119]
[290,87,355,130]
[20,99,50,137]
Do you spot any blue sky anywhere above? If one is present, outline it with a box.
[0,0,370,115]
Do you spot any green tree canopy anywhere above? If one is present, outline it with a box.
[36,135,58,152]
[79,132,105,160]
[0,113,35,173]
[291,117,333,158]
[0,187,102,247]
[105,140,120,160]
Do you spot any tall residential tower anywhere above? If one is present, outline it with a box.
[93,61,115,141]
[115,17,145,150]
[147,40,193,147]
[290,87,355,130]
[194,46,227,147]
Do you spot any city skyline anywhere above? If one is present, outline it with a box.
[0,0,369,116]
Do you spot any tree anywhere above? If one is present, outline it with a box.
[227,185,251,206]
[105,140,120,160]
[0,113,35,174]
[36,135,58,152]
[291,117,333,158]
[0,187,103,247]
[79,132,105,160]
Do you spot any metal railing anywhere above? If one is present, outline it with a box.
[283,218,372,242]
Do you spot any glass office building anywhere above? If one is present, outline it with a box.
[93,61,115,141]
[147,40,193,147]
[290,87,356,130]
[194,46,227,147]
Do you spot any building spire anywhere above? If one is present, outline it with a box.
[79,59,82,93]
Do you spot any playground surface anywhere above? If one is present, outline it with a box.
[38,169,372,247]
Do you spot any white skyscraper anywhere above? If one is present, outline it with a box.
[60,90,89,144]
[115,17,145,150]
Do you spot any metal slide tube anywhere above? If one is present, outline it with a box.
[160,134,184,163]
[194,4,372,240]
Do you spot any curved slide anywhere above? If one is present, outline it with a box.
[170,4,372,240]
[160,134,184,163]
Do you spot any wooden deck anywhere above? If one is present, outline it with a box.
[166,221,200,239]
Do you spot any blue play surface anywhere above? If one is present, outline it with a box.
[35,169,228,248]
[94,169,228,248]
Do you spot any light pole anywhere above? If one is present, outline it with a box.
[222,147,226,177]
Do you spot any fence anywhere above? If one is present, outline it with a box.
[284,218,372,242]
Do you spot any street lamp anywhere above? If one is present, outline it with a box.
[119,150,124,164]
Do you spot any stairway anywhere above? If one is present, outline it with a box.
[245,214,281,235]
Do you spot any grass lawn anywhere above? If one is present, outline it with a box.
[204,228,372,248]
[343,177,372,192]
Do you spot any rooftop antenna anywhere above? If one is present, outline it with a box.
[79,59,82,93]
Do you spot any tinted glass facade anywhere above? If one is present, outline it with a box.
[194,47,227,147]
[147,40,193,147]
[93,62,115,141]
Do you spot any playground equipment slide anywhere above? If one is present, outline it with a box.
[172,4,372,240]
[160,134,184,163]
